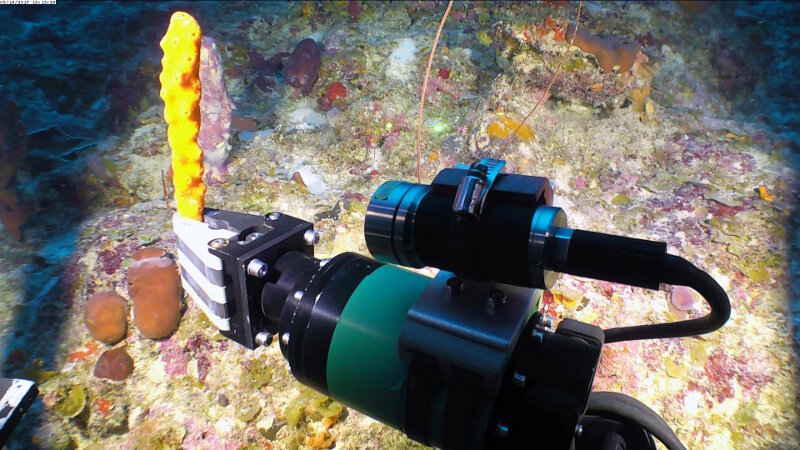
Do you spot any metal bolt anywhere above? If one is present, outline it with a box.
[246,232,264,242]
[535,313,556,334]
[487,289,506,309]
[575,424,584,437]
[446,277,463,296]
[266,212,282,221]
[495,422,509,438]
[512,371,526,387]
[255,331,273,347]
[209,238,229,249]
[319,258,331,268]
[293,290,304,302]
[532,330,544,344]
[303,229,320,245]
[280,332,290,346]
[247,259,269,278]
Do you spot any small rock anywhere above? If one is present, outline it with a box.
[94,347,134,381]
[218,394,230,407]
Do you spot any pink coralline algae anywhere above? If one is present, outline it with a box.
[282,38,321,95]
[198,37,234,183]
[348,0,363,19]
[160,338,187,377]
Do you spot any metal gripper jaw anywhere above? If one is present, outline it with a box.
[173,209,316,349]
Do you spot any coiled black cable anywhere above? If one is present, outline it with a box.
[551,229,731,343]
[603,254,731,343]
[585,392,687,450]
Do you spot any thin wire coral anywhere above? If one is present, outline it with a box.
[416,0,454,183]
[415,1,583,180]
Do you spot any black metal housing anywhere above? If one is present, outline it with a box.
[365,167,553,287]
[205,210,314,349]
[270,252,382,395]
[485,314,604,450]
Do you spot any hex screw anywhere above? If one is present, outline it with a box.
[266,212,282,221]
[575,424,584,437]
[446,277,463,296]
[246,232,264,242]
[293,290,304,302]
[247,259,269,278]
[488,289,506,309]
[280,332,290,346]
[255,331,273,347]
[304,229,320,245]
[209,238,229,249]
[512,371,526,387]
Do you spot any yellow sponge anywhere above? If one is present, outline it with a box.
[159,11,205,221]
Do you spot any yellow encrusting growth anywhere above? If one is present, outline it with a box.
[488,114,535,142]
[159,11,205,221]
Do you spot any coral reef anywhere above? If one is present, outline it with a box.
[282,38,322,95]
[94,347,134,381]
[198,36,234,183]
[83,291,128,344]
[128,248,182,339]
[159,11,205,221]
[0,2,798,449]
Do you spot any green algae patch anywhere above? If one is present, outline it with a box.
[53,385,87,419]
[284,388,344,426]
[130,417,186,450]
[611,193,632,207]
[235,402,262,423]
[240,358,274,388]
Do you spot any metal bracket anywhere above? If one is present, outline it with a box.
[452,158,505,219]
[399,271,540,394]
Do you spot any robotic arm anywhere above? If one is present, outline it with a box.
[174,158,730,450]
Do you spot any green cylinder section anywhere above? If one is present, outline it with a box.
[326,264,430,429]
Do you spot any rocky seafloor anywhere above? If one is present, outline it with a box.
[1,1,799,449]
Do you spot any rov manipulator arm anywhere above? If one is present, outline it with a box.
[174,158,729,450]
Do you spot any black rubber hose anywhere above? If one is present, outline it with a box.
[586,392,686,450]
[603,254,731,343]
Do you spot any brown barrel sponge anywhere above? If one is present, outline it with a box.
[566,24,641,73]
[84,291,128,344]
[94,347,134,381]
[127,248,182,339]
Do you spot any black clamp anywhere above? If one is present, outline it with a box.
[452,158,506,219]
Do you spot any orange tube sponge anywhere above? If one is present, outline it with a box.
[159,11,205,221]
